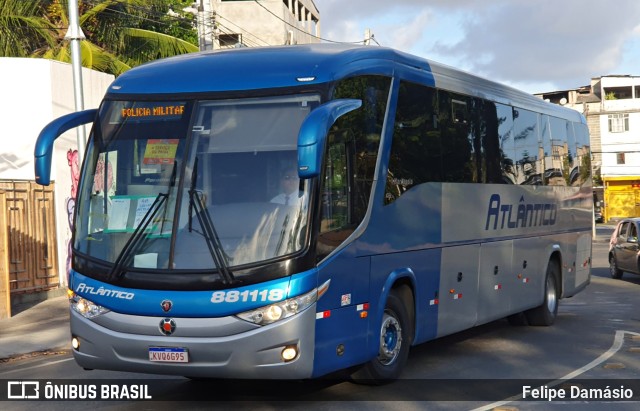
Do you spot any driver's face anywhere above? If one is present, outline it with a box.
[282,172,298,187]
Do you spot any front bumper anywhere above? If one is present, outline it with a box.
[70,303,316,379]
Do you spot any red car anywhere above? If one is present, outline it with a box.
[609,218,640,279]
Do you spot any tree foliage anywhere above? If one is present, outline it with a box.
[1,0,198,75]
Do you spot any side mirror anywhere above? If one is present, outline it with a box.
[297,99,361,179]
[34,109,97,185]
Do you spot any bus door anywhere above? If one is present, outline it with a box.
[313,132,371,377]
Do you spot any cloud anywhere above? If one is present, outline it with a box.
[387,10,432,50]
[314,0,640,92]
[432,0,640,88]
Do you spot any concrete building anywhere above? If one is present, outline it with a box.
[0,58,113,314]
[191,0,320,49]
[536,75,640,222]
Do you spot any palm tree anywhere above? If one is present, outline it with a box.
[2,0,198,76]
[0,1,55,57]
[43,0,198,75]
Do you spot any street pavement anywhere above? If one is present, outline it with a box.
[0,224,616,362]
[0,295,69,360]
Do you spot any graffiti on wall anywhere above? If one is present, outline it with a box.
[65,149,80,278]
[65,149,115,279]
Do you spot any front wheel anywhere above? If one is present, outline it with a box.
[351,288,412,383]
[525,260,559,326]
[609,254,624,279]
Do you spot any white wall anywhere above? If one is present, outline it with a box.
[0,58,113,287]
[600,111,640,176]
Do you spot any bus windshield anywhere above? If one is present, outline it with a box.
[73,95,320,274]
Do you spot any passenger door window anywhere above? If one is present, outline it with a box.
[317,75,391,259]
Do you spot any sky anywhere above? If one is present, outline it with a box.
[314,0,640,94]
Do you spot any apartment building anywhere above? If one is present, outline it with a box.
[536,75,640,222]
[193,0,320,49]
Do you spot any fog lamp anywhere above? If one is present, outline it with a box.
[282,345,298,362]
[71,337,80,350]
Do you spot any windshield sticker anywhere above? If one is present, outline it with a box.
[143,139,179,165]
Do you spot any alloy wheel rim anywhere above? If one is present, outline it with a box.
[378,311,402,365]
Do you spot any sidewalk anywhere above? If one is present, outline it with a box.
[0,295,70,360]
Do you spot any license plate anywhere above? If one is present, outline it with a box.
[149,347,189,363]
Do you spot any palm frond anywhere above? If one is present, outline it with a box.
[120,27,198,65]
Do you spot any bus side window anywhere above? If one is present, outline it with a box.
[385,81,439,204]
[439,90,474,183]
[573,122,591,187]
[546,116,570,186]
[513,108,542,185]
[496,103,516,184]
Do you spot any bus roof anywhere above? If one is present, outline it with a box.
[107,43,584,123]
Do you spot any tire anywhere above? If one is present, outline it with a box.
[351,288,412,384]
[609,254,624,279]
[525,260,559,326]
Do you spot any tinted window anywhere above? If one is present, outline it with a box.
[385,81,440,204]
[573,122,591,187]
[497,103,516,184]
[439,90,474,183]
[513,108,542,185]
[546,116,568,186]
[318,75,391,257]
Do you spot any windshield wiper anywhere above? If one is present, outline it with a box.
[188,158,235,284]
[189,190,235,284]
[108,192,168,281]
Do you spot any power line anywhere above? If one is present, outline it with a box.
[63,0,363,49]
[251,0,365,45]
[81,0,197,37]
[214,13,271,47]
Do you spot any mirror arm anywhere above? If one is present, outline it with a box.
[34,109,98,185]
[297,99,361,179]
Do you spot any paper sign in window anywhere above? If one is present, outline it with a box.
[133,196,156,228]
[143,139,179,165]
[108,197,131,231]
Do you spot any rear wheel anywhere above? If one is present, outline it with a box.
[352,288,412,383]
[525,260,559,326]
[609,254,624,279]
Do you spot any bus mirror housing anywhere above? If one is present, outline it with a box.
[34,109,98,186]
[297,99,362,179]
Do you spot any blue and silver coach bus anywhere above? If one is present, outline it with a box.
[35,44,592,381]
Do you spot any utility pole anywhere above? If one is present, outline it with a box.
[65,0,87,160]
[198,0,206,51]
[364,28,372,45]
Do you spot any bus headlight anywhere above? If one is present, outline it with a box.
[70,293,110,319]
[236,287,318,326]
